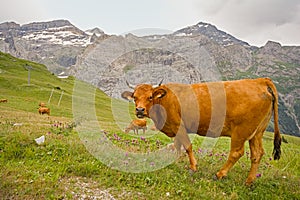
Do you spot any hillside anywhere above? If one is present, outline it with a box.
[0,51,74,116]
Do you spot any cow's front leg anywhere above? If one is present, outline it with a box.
[216,133,246,180]
[174,125,197,172]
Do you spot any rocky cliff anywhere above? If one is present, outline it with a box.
[0,20,299,136]
[0,20,105,73]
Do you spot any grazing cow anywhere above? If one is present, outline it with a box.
[125,119,147,134]
[0,99,8,103]
[39,102,46,107]
[38,107,50,115]
[121,78,281,185]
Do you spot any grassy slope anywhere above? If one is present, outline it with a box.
[0,52,299,199]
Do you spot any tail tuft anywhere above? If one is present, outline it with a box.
[272,135,281,160]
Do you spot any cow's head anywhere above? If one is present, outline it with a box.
[121,80,165,118]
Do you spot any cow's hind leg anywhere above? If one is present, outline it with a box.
[216,135,246,180]
[246,132,264,185]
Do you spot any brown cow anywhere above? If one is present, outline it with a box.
[125,119,147,134]
[39,102,46,107]
[0,99,8,103]
[121,78,281,185]
[38,107,50,115]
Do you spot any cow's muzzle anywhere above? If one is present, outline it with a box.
[136,107,145,118]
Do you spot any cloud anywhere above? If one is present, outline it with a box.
[190,0,300,46]
[0,0,49,24]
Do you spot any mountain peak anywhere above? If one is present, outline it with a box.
[196,22,215,28]
[264,41,282,49]
[173,21,251,48]
[85,27,105,36]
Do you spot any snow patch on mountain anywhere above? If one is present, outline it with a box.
[21,27,92,47]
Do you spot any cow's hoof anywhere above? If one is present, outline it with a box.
[245,180,254,187]
[189,169,196,176]
[212,174,219,181]
[213,174,226,181]
[245,176,256,186]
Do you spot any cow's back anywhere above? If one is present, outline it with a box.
[158,78,274,137]
[133,119,147,127]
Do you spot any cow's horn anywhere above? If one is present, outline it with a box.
[153,79,163,88]
[126,80,136,89]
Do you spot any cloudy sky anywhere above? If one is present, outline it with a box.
[1,0,300,46]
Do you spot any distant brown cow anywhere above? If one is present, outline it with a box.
[38,107,50,115]
[0,99,8,103]
[39,102,46,107]
[121,78,281,185]
[125,119,147,134]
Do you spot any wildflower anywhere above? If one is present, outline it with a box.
[166,192,170,197]
[150,162,155,166]
[256,173,262,178]
[113,133,120,141]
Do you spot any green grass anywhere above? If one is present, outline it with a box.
[1,52,300,199]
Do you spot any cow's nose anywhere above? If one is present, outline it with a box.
[136,107,145,112]
[136,107,145,118]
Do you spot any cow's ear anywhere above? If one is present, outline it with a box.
[121,91,133,101]
[153,89,167,99]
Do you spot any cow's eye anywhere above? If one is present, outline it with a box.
[149,96,153,101]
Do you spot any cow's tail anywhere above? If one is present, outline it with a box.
[266,78,281,160]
